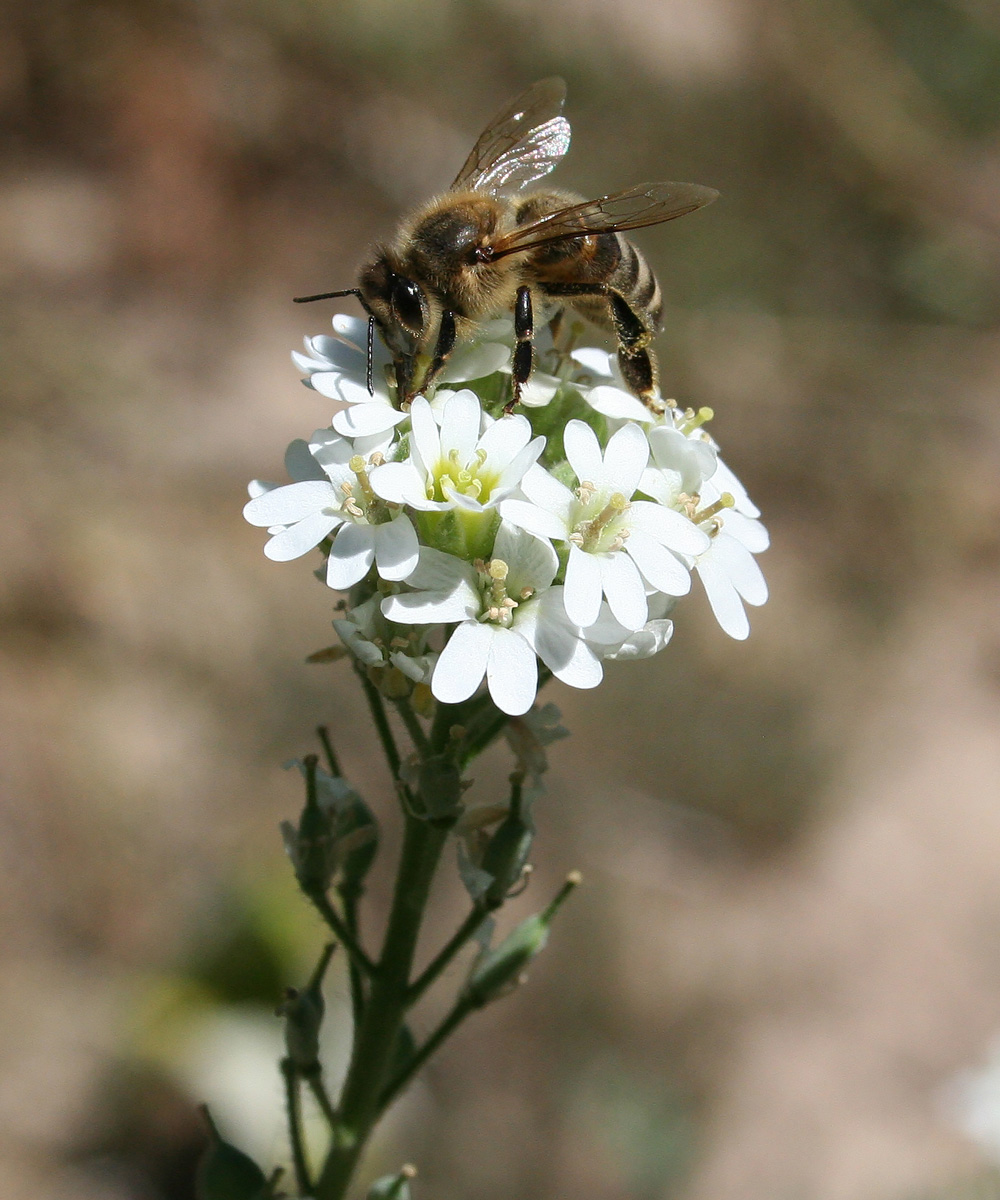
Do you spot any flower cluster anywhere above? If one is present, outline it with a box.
[245,315,768,716]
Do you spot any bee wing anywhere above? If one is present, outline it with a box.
[487,182,720,259]
[451,77,571,196]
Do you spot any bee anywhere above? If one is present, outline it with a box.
[295,77,717,415]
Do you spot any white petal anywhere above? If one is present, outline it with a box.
[439,391,482,465]
[370,461,432,507]
[585,385,652,422]
[708,534,768,605]
[528,592,603,689]
[494,520,559,593]
[285,438,326,482]
[721,510,770,554]
[563,544,603,628]
[570,347,614,377]
[519,463,574,523]
[599,551,647,630]
[333,403,406,438]
[409,396,442,477]
[432,622,492,704]
[495,435,545,494]
[498,499,566,542]
[602,422,648,495]
[624,530,691,596]
[709,455,760,518]
[372,514,420,581]
[629,500,710,555]
[605,619,674,660]
[405,547,476,593]
[697,557,749,639]
[486,627,537,715]
[443,341,510,382]
[517,372,560,407]
[243,480,337,526]
[477,411,531,469]
[383,589,477,625]
[563,420,604,488]
[264,511,342,561]
[326,523,376,589]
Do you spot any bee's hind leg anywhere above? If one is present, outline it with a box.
[503,285,534,415]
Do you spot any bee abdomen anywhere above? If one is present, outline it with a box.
[611,236,663,331]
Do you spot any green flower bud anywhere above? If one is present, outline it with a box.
[367,1164,417,1200]
[481,785,534,909]
[195,1106,269,1200]
[465,872,580,1006]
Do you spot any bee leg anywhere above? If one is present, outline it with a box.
[416,310,457,397]
[541,283,662,413]
[607,292,661,413]
[504,285,534,415]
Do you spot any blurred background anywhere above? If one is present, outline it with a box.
[3,0,1000,1197]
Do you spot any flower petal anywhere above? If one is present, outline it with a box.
[432,621,492,704]
[486,627,538,715]
[243,480,336,526]
[585,385,652,422]
[444,341,510,382]
[629,500,710,555]
[570,347,614,377]
[372,514,420,581]
[707,533,768,605]
[563,420,604,488]
[370,461,433,508]
[563,544,603,628]
[326,523,376,589]
[528,591,603,689]
[285,438,327,482]
[697,556,749,639]
[498,498,566,542]
[602,422,648,496]
[624,529,691,596]
[599,551,647,630]
[519,463,574,524]
[438,390,482,465]
[265,511,342,560]
[333,403,406,438]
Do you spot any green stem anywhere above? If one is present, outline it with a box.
[406,904,488,1006]
[338,883,366,1028]
[395,698,431,758]
[317,725,342,777]
[377,996,475,1115]
[358,671,402,780]
[306,888,377,978]
[281,1058,312,1196]
[305,1070,340,1130]
[314,813,450,1200]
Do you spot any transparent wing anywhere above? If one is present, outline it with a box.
[487,182,720,259]
[452,77,571,196]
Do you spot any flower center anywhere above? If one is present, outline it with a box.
[474,558,534,627]
[692,492,734,536]
[429,448,498,507]
[569,487,631,553]
[342,453,391,524]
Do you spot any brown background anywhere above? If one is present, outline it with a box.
[3,0,1000,1197]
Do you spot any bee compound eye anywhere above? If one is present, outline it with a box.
[391,277,426,336]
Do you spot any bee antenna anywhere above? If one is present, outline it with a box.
[292,288,364,304]
[366,315,375,396]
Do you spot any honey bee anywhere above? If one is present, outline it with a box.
[295,77,717,414]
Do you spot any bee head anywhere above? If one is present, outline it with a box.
[358,253,434,399]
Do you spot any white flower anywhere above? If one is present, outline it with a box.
[382,523,605,716]
[295,314,511,439]
[332,594,437,683]
[501,421,710,631]
[370,391,544,515]
[688,461,769,640]
[243,429,419,590]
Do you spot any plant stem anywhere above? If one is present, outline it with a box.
[305,888,377,978]
[395,698,430,758]
[377,996,475,1114]
[317,725,342,777]
[313,812,450,1200]
[338,883,366,1028]
[281,1058,312,1196]
[305,1070,340,1130]
[406,903,488,1006]
[358,671,402,780]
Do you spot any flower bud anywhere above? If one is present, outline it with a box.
[195,1106,270,1200]
[465,872,580,1006]
[276,943,335,1071]
[367,1164,417,1200]
[481,788,534,909]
